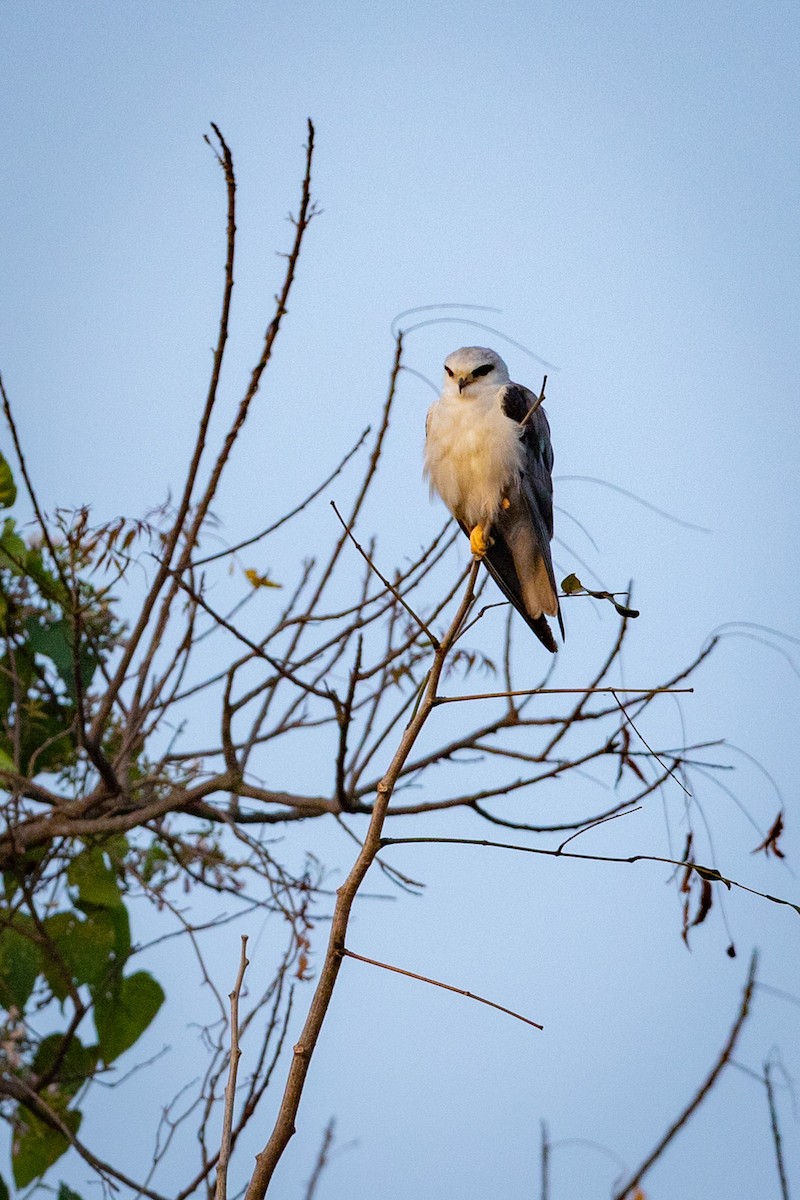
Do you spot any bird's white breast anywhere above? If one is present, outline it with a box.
[424,389,523,529]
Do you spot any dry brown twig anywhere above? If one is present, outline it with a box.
[764,1057,791,1200]
[215,935,250,1200]
[611,951,758,1200]
[303,1117,337,1200]
[341,947,544,1030]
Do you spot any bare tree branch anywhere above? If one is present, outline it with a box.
[764,1057,791,1200]
[341,947,543,1030]
[243,560,482,1198]
[215,935,249,1200]
[611,952,757,1200]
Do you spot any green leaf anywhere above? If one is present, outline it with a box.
[58,1184,85,1200]
[0,920,42,1011]
[43,907,127,995]
[3,847,47,902]
[93,970,165,1064]
[68,848,122,910]
[39,914,75,1003]
[141,843,169,883]
[23,616,99,698]
[559,573,639,619]
[12,1100,81,1187]
[22,548,65,606]
[103,833,130,864]
[24,618,74,685]
[0,747,16,773]
[0,454,16,510]
[0,1172,9,1200]
[105,903,131,960]
[33,1034,99,1098]
[0,519,27,576]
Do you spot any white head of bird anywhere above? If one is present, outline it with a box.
[442,346,510,398]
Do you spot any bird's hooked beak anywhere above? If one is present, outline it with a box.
[458,376,469,393]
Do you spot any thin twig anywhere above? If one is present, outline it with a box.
[215,935,249,1200]
[519,375,547,429]
[611,952,757,1200]
[379,837,800,919]
[233,331,404,775]
[289,332,404,635]
[0,374,67,584]
[330,500,439,648]
[303,1117,336,1200]
[0,1075,168,1200]
[611,690,691,797]
[167,569,340,710]
[557,475,710,533]
[556,806,642,853]
[765,1058,791,1200]
[194,427,371,568]
[88,122,238,739]
[335,637,363,812]
[341,948,543,1030]
[434,687,693,705]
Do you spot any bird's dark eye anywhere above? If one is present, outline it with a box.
[444,366,454,377]
[472,363,494,378]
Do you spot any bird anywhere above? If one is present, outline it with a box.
[424,346,563,652]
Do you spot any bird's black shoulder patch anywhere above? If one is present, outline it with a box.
[502,384,546,460]
[501,384,529,424]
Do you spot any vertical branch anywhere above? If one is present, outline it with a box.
[764,1058,790,1200]
[244,561,480,1200]
[69,604,121,796]
[539,1120,550,1200]
[89,124,238,738]
[314,333,404,599]
[285,332,404,637]
[303,1118,336,1200]
[215,935,250,1200]
[1,381,121,791]
[234,331,405,759]
[611,951,757,1200]
[335,635,362,811]
[126,121,317,734]
[0,377,65,579]
[183,120,317,549]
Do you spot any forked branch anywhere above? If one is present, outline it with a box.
[243,560,481,1198]
[611,952,757,1200]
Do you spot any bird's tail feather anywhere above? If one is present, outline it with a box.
[529,612,558,653]
[460,522,559,653]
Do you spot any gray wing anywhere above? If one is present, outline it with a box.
[472,383,563,650]
[503,383,555,526]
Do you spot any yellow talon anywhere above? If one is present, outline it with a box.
[469,524,489,559]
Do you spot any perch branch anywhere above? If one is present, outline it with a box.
[244,561,481,1199]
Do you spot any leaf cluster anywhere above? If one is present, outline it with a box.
[0,455,164,1192]
[1,840,163,1190]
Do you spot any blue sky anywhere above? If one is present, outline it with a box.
[2,2,799,1197]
